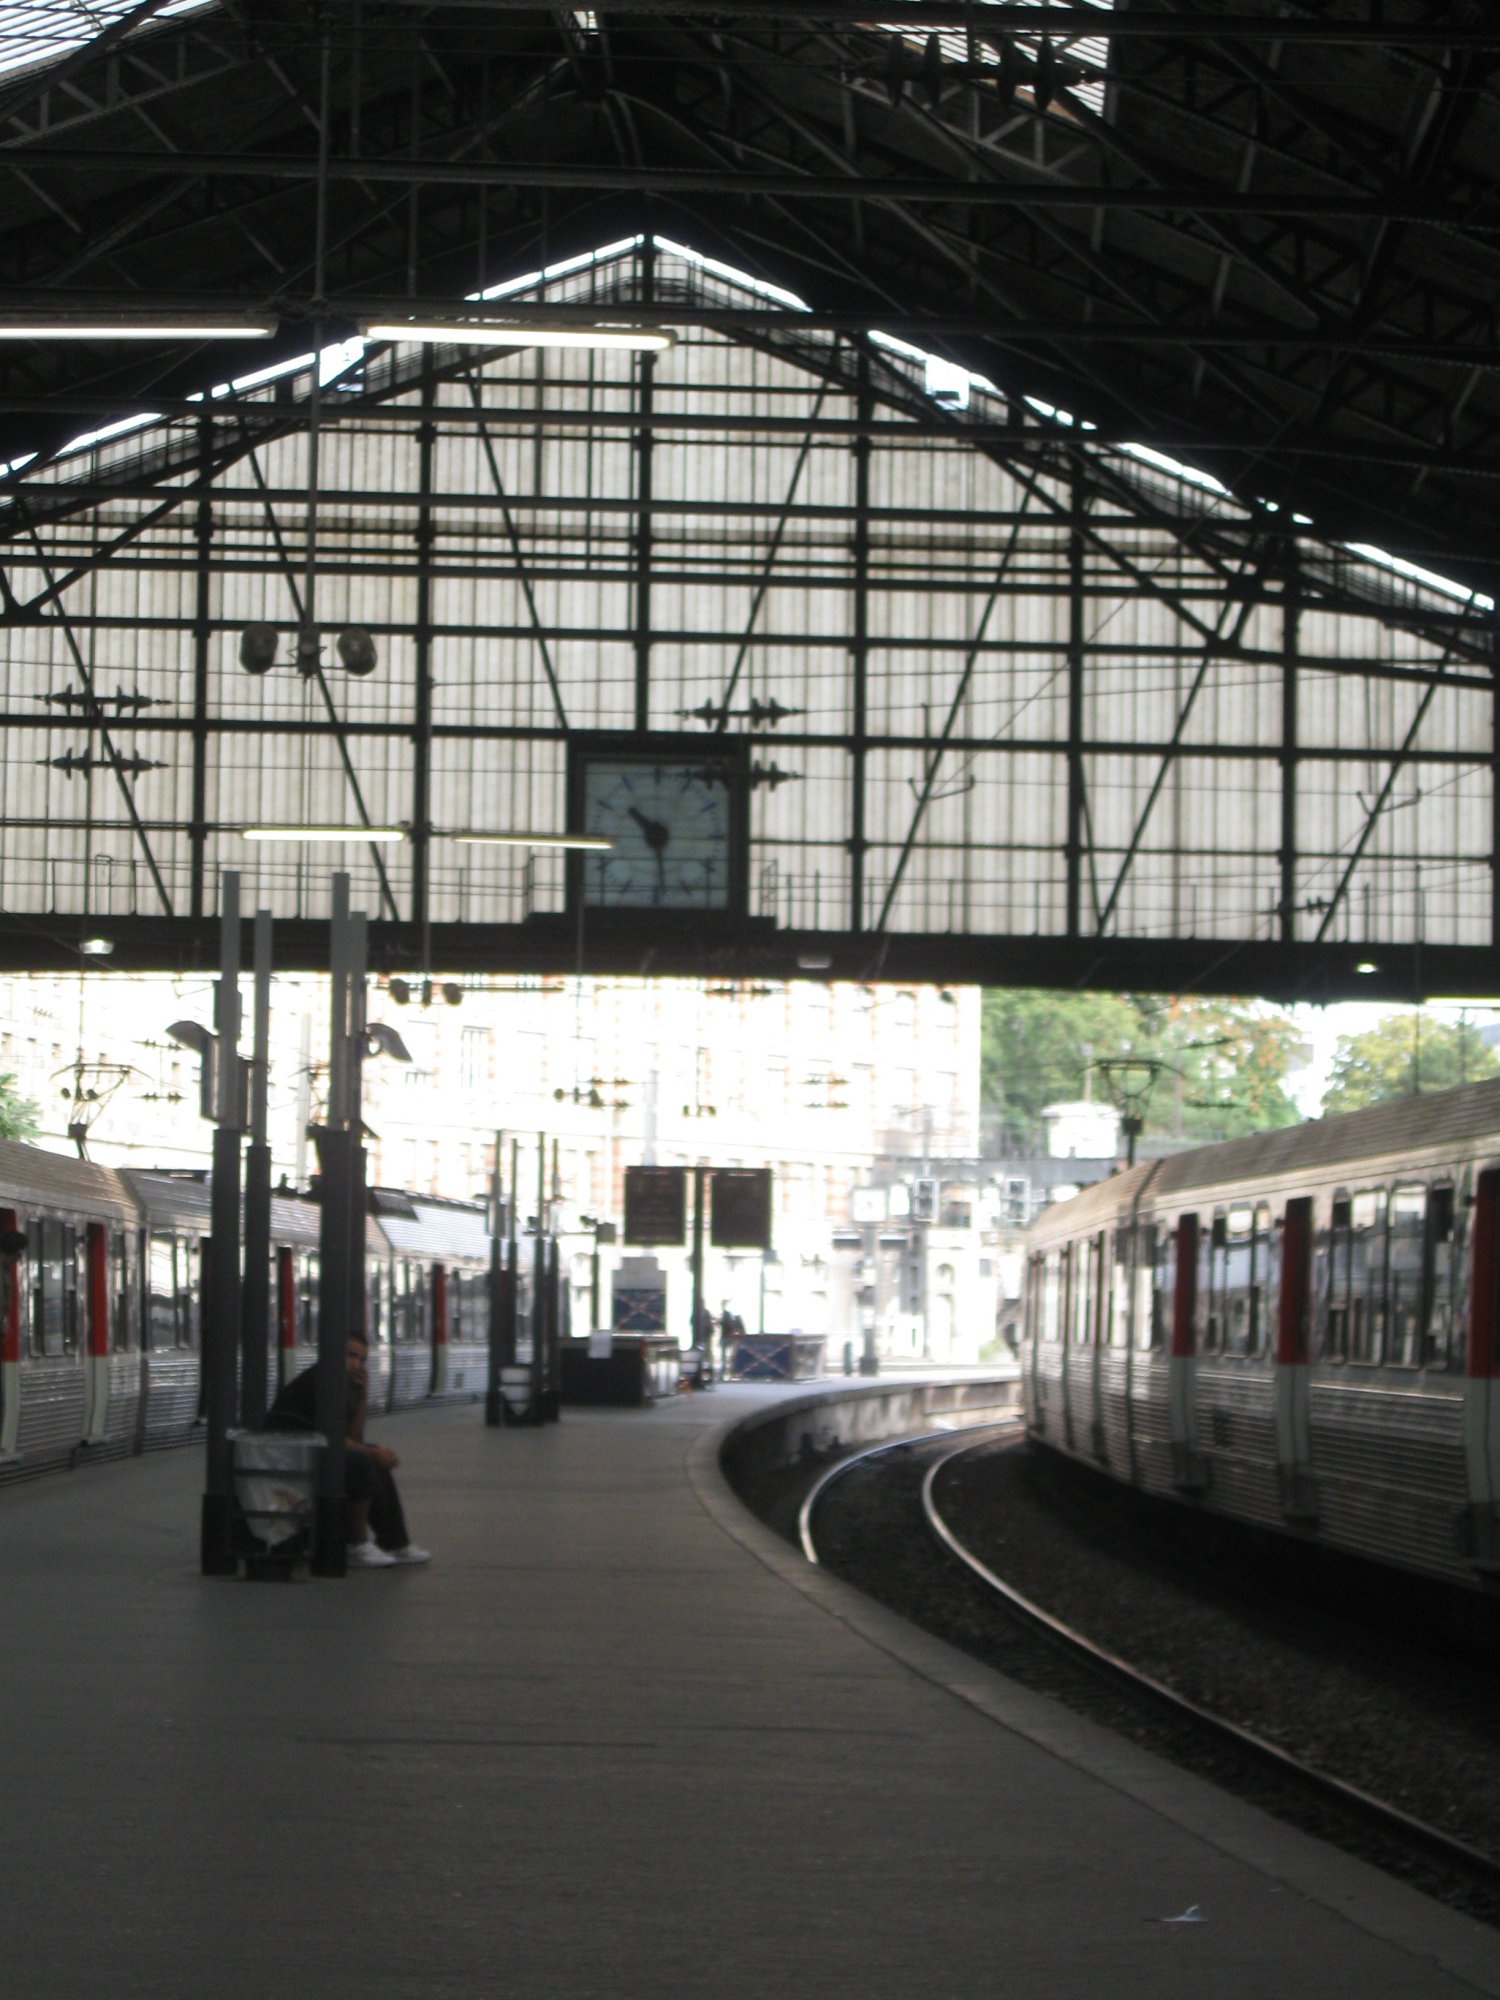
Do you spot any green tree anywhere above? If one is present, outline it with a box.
[980,990,1307,1149]
[1134,997,1308,1141]
[0,1071,39,1140]
[1321,1012,1499,1116]
[980,989,1143,1143]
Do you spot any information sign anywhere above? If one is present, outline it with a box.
[710,1167,774,1250]
[623,1165,688,1246]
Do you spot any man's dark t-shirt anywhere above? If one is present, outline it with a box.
[266,1363,358,1435]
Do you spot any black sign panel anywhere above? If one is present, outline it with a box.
[710,1168,774,1250]
[623,1165,688,1246]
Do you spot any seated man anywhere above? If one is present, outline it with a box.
[267,1330,430,1569]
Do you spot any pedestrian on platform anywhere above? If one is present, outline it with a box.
[266,1329,430,1569]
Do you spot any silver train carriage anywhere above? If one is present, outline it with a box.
[1021,1077,1500,1592]
[0,1141,496,1482]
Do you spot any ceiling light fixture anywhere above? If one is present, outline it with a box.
[453,831,614,850]
[242,825,405,842]
[0,315,278,341]
[360,319,674,353]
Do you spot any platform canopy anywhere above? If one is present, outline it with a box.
[0,3,1497,1000]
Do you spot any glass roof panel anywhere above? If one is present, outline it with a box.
[0,0,213,89]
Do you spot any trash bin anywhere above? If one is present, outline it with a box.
[229,1429,324,1569]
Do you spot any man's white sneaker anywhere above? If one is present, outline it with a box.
[347,1539,396,1568]
[388,1543,431,1565]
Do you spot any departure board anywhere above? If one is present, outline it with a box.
[623,1165,688,1245]
[710,1168,773,1250]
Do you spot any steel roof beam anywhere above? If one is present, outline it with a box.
[364,3,1500,45]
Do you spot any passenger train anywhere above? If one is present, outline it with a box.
[1021,1078,1500,1592]
[0,1137,503,1481]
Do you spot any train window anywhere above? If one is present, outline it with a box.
[1222,1207,1256,1357]
[1040,1250,1061,1345]
[1427,1184,1456,1370]
[1199,1216,1222,1353]
[33,1216,61,1358]
[298,1253,318,1347]
[1108,1230,1129,1348]
[1070,1238,1094,1345]
[1322,1194,1353,1362]
[111,1230,132,1352]
[177,1240,199,1349]
[1348,1190,1386,1365]
[1142,1224,1172,1352]
[1387,1185,1426,1368]
[1132,1222,1160,1351]
[147,1235,178,1350]
[1250,1204,1273,1355]
[61,1224,80,1354]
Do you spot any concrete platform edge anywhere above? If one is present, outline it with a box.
[687,1412,1500,1997]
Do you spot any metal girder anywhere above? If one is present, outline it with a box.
[712,379,831,725]
[2,914,1493,1010]
[19,147,1500,227]
[12,505,173,916]
[1311,655,1462,947]
[873,483,1037,934]
[231,423,401,923]
[462,368,569,731]
[1095,545,1273,936]
[366,4,1500,43]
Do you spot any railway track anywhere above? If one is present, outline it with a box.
[799,1424,1500,1924]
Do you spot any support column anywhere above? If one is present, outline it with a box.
[691,1163,709,1383]
[188,419,214,920]
[313,873,357,1576]
[633,238,656,735]
[1280,550,1300,944]
[849,352,871,932]
[485,1129,505,1427]
[201,871,244,1576]
[239,907,273,1428]
[1065,472,1086,937]
[411,353,437,936]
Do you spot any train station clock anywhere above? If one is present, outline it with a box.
[567,734,749,918]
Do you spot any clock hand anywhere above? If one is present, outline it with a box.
[627,805,671,853]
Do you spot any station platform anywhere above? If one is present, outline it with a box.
[4,1385,1496,2000]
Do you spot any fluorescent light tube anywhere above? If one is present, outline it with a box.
[453,831,614,850]
[360,320,674,353]
[0,316,278,341]
[242,825,405,842]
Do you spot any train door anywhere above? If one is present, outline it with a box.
[1463,1167,1500,1566]
[1168,1212,1207,1489]
[83,1222,111,1440]
[1273,1196,1316,1519]
[430,1264,448,1396]
[0,1206,19,1456]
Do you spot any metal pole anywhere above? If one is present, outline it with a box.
[691,1163,709,1384]
[313,872,352,1577]
[346,908,369,1343]
[201,870,244,1576]
[240,908,273,1428]
[530,1135,546,1421]
[485,1128,504,1427]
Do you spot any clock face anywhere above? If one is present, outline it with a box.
[579,759,733,910]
